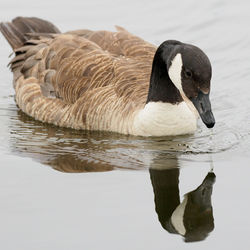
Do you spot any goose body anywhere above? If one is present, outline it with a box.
[0,17,215,136]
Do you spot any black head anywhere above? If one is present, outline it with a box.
[160,41,215,128]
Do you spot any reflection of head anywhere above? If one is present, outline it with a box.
[150,168,216,242]
[182,172,215,242]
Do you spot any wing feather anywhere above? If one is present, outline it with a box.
[10,28,156,133]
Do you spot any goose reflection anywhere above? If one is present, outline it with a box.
[150,160,215,242]
[9,109,147,172]
[10,106,215,242]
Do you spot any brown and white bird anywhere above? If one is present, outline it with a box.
[0,17,215,136]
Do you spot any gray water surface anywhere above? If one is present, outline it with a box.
[1,0,250,249]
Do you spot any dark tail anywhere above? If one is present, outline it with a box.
[0,17,60,50]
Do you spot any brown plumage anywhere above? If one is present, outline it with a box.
[1,17,156,135]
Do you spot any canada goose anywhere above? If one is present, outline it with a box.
[0,17,215,136]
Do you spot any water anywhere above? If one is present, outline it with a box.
[1,0,250,249]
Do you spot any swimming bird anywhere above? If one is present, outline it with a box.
[0,17,215,136]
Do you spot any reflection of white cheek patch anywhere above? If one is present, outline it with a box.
[168,53,183,92]
[171,195,188,236]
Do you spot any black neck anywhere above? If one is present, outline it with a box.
[146,41,183,104]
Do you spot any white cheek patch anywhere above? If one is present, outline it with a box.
[168,53,198,116]
[168,53,183,92]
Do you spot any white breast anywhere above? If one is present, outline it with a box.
[132,101,197,136]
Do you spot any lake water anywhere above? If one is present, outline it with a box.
[1,0,250,249]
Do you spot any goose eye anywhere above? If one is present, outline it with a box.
[184,69,192,78]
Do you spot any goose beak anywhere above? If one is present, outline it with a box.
[191,91,215,128]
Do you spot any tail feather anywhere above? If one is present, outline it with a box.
[0,17,60,50]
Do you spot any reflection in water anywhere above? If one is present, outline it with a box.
[9,110,148,172]
[150,159,216,242]
[9,107,217,242]
[49,154,114,173]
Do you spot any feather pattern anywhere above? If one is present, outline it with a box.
[1,18,157,134]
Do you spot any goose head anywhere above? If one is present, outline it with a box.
[148,40,215,129]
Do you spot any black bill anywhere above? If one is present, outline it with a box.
[191,91,215,128]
